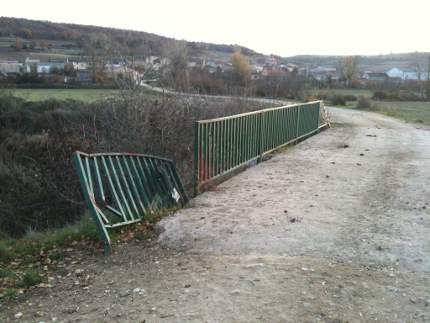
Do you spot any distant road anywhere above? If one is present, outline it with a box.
[140,81,291,106]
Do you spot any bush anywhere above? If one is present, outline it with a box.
[330,95,347,106]
[0,91,272,236]
[344,94,357,101]
[1,288,18,300]
[372,90,423,101]
[356,96,372,109]
[372,91,388,100]
[16,270,42,288]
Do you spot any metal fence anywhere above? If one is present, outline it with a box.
[74,152,188,254]
[193,101,326,193]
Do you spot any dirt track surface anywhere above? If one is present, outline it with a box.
[3,108,430,322]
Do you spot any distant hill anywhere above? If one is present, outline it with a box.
[1,16,429,73]
[288,53,430,72]
[0,16,260,62]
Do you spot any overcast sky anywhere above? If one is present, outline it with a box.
[3,0,430,56]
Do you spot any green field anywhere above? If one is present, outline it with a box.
[367,101,430,125]
[311,88,430,125]
[11,89,121,102]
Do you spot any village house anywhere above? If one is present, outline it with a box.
[202,59,230,74]
[280,63,299,73]
[106,63,138,81]
[36,61,65,74]
[386,67,429,81]
[144,56,169,71]
[0,60,23,75]
[362,71,389,82]
[23,58,40,73]
[309,66,338,82]
[72,61,88,71]
[250,64,264,80]
[251,64,264,74]
[262,65,290,77]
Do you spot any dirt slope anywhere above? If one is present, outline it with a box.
[3,108,430,322]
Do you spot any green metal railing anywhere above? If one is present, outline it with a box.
[74,151,188,254]
[193,101,325,193]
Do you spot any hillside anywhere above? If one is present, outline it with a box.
[288,52,430,71]
[0,16,260,62]
[1,16,429,73]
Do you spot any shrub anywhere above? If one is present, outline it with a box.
[344,94,357,101]
[17,270,42,288]
[0,241,14,262]
[356,96,372,109]
[0,267,15,278]
[372,90,423,101]
[1,288,18,300]
[330,95,347,106]
[372,91,387,100]
[0,92,272,236]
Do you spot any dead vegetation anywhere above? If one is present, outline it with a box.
[0,89,271,237]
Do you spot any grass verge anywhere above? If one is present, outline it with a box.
[364,101,430,125]
[0,207,178,301]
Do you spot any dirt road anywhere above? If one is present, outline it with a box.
[3,108,430,322]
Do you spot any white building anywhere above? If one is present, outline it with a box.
[144,56,169,71]
[24,58,40,73]
[72,62,88,71]
[0,60,22,74]
[36,62,65,74]
[386,67,403,79]
[387,67,429,81]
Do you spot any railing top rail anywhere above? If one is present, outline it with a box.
[75,151,173,163]
[196,100,322,124]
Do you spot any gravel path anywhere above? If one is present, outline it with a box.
[3,108,430,322]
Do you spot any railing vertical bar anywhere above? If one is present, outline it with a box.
[203,123,208,182]
[231,118,235,169]
[212,121,217,178]
[245,115,250,161]
[100,156,126,218]
[113,156,139,220]
[107,156,133,221]
[135,157,158,210]
[129,157,151,210]
[220,120,225,174]
[121,156,147,216]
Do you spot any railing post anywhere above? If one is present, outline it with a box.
[317,101,321,129]
[258,111,264,162]
[193,121,199,197]
[295,105,301,141]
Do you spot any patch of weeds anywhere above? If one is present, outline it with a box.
[49,251,66,261]
[23,215,99,252]
[134,230,152,241]
[16,270,42,288]
[1,288,18,300]
[13,241,41,256]
[144,207,179,224]
[0,242,14,262]
[355,96,372,109]
[0,267,15,278]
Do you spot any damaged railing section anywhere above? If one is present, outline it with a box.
[74,152,188,254]
[193,101,326,194]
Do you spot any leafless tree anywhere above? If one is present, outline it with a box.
[163,40,189,91]
[339,56,359,87]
